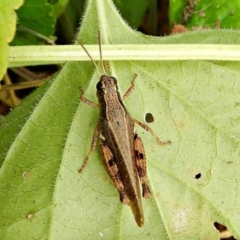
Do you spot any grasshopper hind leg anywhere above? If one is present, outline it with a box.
[134,134,151,198]
[99,137,130,204]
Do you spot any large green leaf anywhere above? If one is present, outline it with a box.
[1,0,240,239]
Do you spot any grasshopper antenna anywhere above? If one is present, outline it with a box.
[77,39,101,78]
[98,30,107,75]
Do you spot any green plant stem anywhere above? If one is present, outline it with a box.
[8,44,240,67]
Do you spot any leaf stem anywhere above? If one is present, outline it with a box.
[9,44,240,67]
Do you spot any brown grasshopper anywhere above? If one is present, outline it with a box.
[78,33,171,227]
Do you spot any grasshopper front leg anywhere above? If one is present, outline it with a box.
[99,135,130,205]
[133,134,151,198]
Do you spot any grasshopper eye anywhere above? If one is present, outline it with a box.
[96,81,103,90]
[111,77,117,85]
[111,77,118,90]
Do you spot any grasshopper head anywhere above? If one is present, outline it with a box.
[96,75,118,94]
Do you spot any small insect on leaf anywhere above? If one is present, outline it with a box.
[78,31,171,227]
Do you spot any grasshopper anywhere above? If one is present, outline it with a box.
[78,33,171,227]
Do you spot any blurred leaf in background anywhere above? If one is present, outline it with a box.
[169,0,240,32]
[12,0,56,45]
[113,0,150,28]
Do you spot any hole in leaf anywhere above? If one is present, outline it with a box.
[213,222,235,240]
[145,112,154,123]
[195,173,201,179]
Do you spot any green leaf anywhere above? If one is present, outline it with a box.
[113,0,150,28]
[1,0,240,239]
[0,0,23,79]
[189,0,240,28]
[169,0,186,24]
[12,0,56,45]
[50,0,69,18]
[170,0,240,28]
[54,0,85,44]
